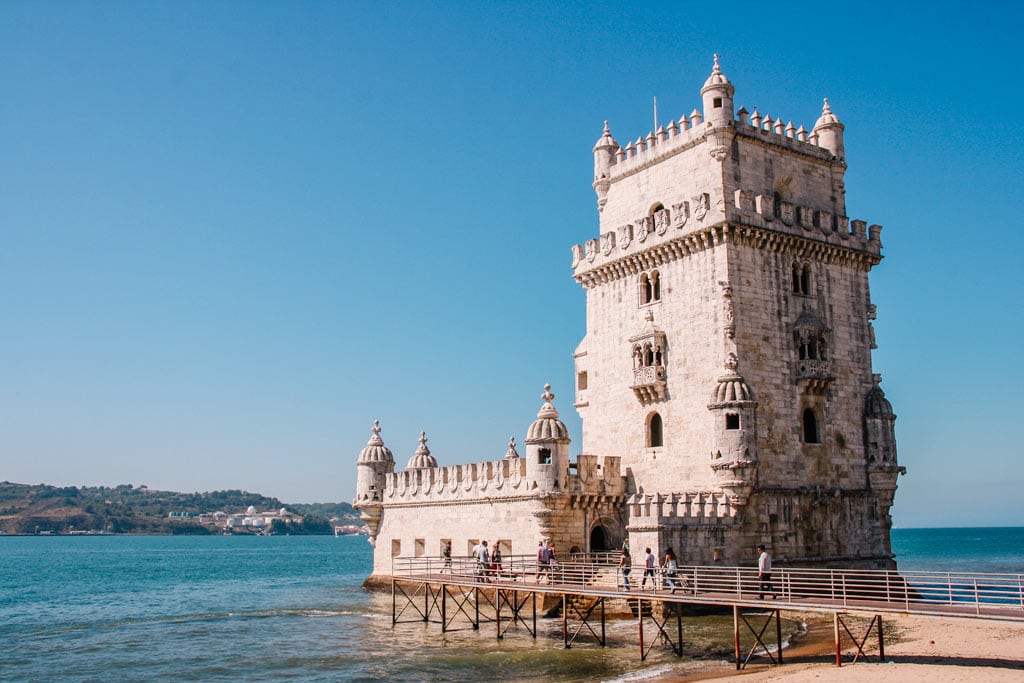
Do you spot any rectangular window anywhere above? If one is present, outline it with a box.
[726,414,740,430]
[714,97,723,108]
[577,371,588,391]
[414,538,425,557]
[391,539,401,558]
[538,448,552,465]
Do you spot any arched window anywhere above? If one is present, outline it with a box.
[648,413,664,447]
[640,271,661,305]
[792,262,812,295]
[802,409,819,444]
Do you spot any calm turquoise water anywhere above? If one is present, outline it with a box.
[1,529,1021,682]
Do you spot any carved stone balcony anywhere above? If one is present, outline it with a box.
[797,359,831,378]
[796,359,832,394]
[632,364,667,403]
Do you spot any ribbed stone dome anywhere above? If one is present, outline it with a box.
[357,420,394,464]
[708,356,757,408]
[701,54,734,92]
[814,98,843,129]
[864,385,894,418]
[525,384,570,443]
[406,431,438,469]
[593,120,618,151]
[711,372,755,404]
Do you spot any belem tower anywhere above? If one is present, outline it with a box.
[354,57,905,584]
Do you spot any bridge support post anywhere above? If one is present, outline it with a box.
[733,605,741,670]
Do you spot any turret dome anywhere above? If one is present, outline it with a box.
[865,384,895,418]
[406,431,438,469]
[708,356,756,407]
[525,384,570,443]
[593,120,619,151]
[813,98,843,129]
[357,420,395,464]
[701,54,734,93]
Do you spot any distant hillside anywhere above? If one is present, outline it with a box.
[0,482,363,535]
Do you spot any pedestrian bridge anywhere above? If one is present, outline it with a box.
[387,554,1024,669]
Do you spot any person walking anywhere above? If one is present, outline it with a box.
[662,548,679,592]
[472,540,489,583]
[618,547,632,590]
[536,540,551,583]
[442,541,452,574]
[641,547,656,589]
[757,544,774,599]
[490,541,502,580]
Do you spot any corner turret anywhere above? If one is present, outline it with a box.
[524,384,571,493]
[353,420,395,545]
[592,122,619,212]
[812,98,845,160]
[707,355,759,506]
[863,376,905,556]
[701,54,735,126]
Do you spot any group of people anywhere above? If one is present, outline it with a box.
[445,538,774,597]
[619,545,683,592]
[468,539,504,582]
[617,543,774,596]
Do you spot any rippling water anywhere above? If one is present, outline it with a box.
[2,529,1020,681]
[0,535,741,682]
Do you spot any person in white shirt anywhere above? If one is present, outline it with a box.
[757,544,774,599]
[472,540,489,583]
[641,547,656,589]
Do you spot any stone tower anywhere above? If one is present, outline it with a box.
[570,56,905,568]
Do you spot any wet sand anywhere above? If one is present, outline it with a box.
[675,612,1024,682]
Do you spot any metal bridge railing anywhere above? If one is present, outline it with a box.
[391,555,1024,616]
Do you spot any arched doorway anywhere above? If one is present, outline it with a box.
[590,525,613,552]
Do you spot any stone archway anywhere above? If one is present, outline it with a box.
[589,519,622,552]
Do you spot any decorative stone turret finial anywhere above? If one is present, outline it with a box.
[504,436,520,459]
[406,431,438,469]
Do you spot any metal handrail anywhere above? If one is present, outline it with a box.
[389,556,1024,616]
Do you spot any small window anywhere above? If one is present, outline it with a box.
[726,413,740,430]
[391,539,401,558]
[803,409,819,444]
[414,538,425,557]
[648,413,664,447]
[792,262,812,295]
[714,97,723,108]
[577,371,588,391]
[538,448,552,465]
[639,270,661,305]
[640,273,652,305]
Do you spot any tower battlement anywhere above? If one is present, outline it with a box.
[380,452,625,505]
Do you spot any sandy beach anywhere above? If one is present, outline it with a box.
[695,613,1024,682]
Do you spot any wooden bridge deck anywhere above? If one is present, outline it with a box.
[386,557,1024,670]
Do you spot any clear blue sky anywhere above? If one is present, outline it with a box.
[2,2,1021,528]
